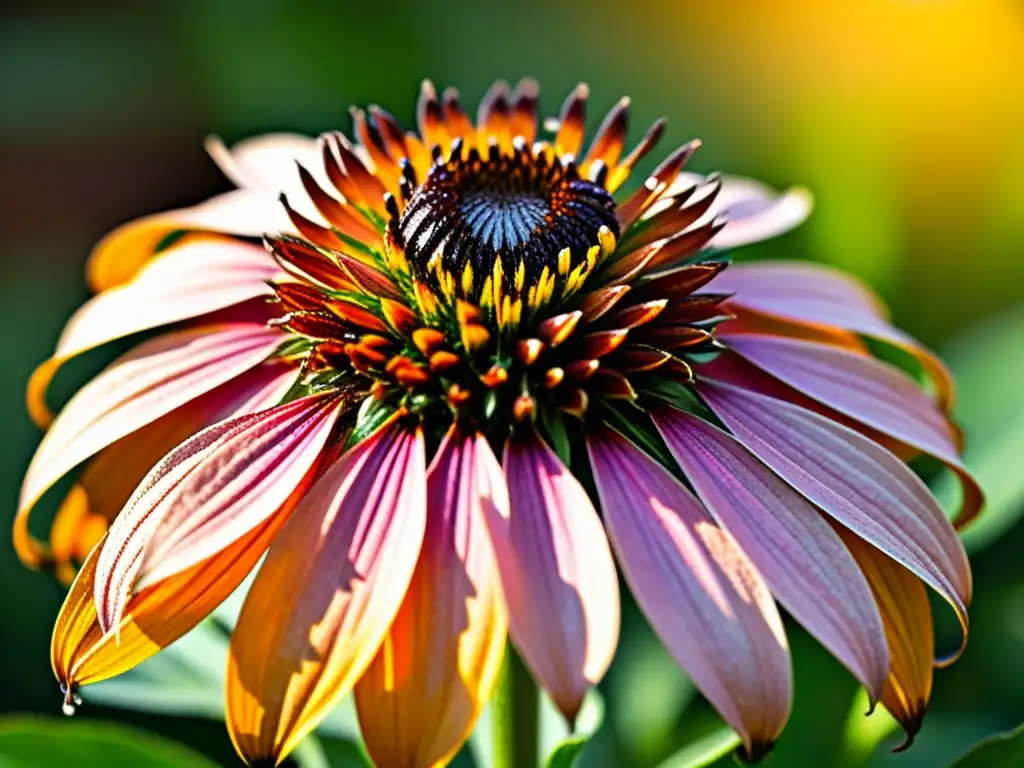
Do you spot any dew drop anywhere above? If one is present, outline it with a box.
[60,684,81,716]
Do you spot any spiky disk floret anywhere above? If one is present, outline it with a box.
[267,79,734,444]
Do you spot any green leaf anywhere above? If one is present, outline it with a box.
[544,735,588,768]
[950,722,1024,767]
[540,689,605,768]
[654,726,742,768]
[0,715,222,768]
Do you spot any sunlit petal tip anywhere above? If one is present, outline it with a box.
[356,428,508,768]
[204,132,320,191]
[26,357,59,429]
[227,421,427,766]
[488,428,620,723]
[18,324,285,590]
[93,393,345,633]
[50,536,104,690]
[53,497,289,693]
[710,181,814,250]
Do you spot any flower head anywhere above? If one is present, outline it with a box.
[18,79,980,766]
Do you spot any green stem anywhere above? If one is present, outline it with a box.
[493,645,540,768]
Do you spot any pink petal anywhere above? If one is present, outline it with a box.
[487,429,620,723]
[664,173,813,249]
[709,262,886,323]
[56,238,280,365]
[707,262,953,405]
[697,379,971,641]
[205,133,319,191]
[724,333,958,464]
[653,408,890,701]
[354,428,508,767]
[204,134,333,225]
[20,324,285,522]
[93,393,344,632]
[704,340,983,528]
[226,421,427,764]
[586,427,791,755]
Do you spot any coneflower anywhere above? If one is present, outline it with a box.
[16,79,980,767]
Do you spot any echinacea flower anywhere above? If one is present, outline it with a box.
[16,79,981,766]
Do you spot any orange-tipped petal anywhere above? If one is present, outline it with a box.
[16,325,286,572]
[86,191,294,293]
[53,505,287,691]
[840,531,934,749]
[30,237,280,428]
[355,429,508,767]
[226,421,427,766]
[94,394,344,633]
[586,427,792,756]
[487,428,620,723]
[44,361,294,583]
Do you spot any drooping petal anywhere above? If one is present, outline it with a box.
[93,393,345,632]
[226,421,427,766]
[85,191,294,292]
[52,481,301,691]
[487,428,620,723]
[29,237,280,428]
[840,530,934,748]
[664,173,813,249]
[204,133,319,190]
[723,333,982,527]
[586,427,791,756]
[16,325,286,570]
[42,361,297,582]
[654,408,890,701]
[355,429,507,768]
[707,262,953,407]
[697,379,970,649]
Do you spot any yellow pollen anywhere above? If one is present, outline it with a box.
[557,247,571,278]
[480,276,494,308]
[413,280,439,318]
[597,225,617,261]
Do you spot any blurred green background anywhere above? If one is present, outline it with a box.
[2,0,1023,766]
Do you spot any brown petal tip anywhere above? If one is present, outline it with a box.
[740,739,776,764]
[891,705,927,753]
